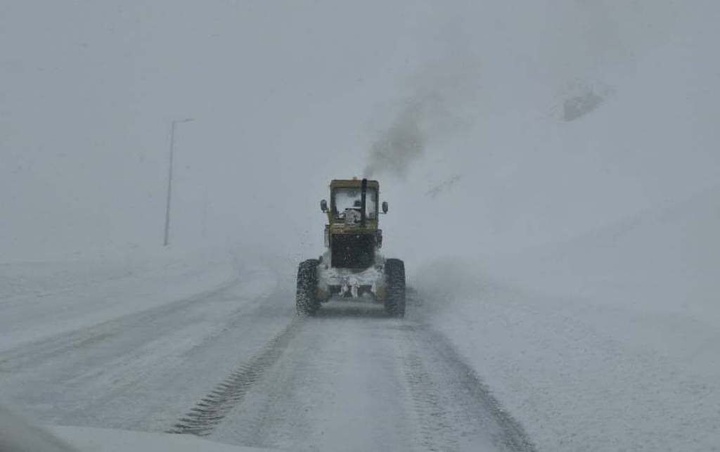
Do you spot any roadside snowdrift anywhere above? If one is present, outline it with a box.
[416,187,720,452]
[0,247,240,353]
[409,4,720,451]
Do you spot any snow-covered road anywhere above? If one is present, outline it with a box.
[0,257,534,452]
[185,299,533,451]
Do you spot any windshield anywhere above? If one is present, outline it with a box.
[333,187,378,219]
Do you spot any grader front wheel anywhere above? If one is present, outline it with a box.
[296,259,320,316]
[384,258,406,318]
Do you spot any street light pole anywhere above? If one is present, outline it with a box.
[163,118,194,247]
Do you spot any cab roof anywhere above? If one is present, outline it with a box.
[329,179,380,190]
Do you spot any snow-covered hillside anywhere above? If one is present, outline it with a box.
[383,1,720,262]
[416,183,720,450]
[404,4,720,450]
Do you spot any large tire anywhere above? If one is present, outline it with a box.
[384,258,406,317]
[296,259,320,316]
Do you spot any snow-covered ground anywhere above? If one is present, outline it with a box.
[4,190,718,452]
[399,6,720,449]
[416,185,720,451]
[0,248,241,354]
[0,404,266,452]
[0,250,531,451]
[1,191,719,451]
[5,180,718,452]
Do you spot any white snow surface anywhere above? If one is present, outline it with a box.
[415,185,720,451]
[0,248,241,354]
[0,249,516,451]
[0,404,270,452]
[50,426,270,452]
[1,199,719,451]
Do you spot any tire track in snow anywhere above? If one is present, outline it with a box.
[402,348,459,452]
[167,294,536,450]
[399,322,537,452]
[167,318,303,437]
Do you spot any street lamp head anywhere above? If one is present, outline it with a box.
[174,118,194,124]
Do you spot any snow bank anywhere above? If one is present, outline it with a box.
[0,403,269,452]
[406,7,720,449]
[51,426,270,452]
[0,246,241,353]
[415,185,720,451]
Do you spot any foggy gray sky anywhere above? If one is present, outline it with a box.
[1,1,718,264]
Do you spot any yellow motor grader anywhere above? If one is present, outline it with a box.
[296,178,406,317]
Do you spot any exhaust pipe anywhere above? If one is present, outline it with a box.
[360,178,367,227]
